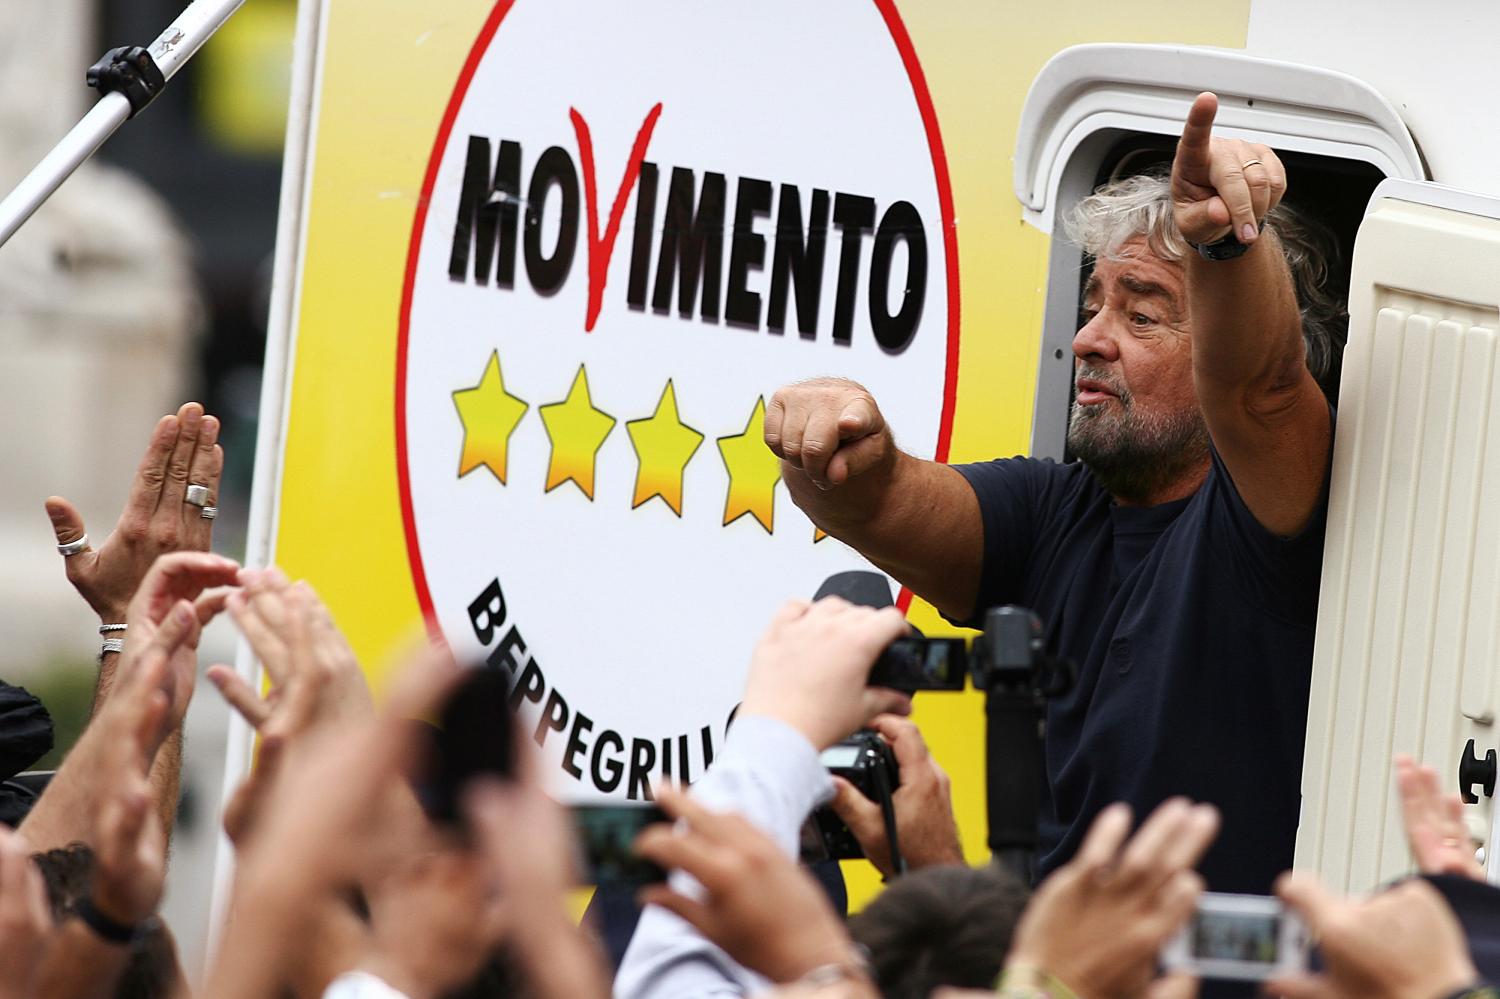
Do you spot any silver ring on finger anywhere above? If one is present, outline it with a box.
[200,506,219,521]
[185,484,212,507]
[57,534,89,557]
[1241,158,1263,170]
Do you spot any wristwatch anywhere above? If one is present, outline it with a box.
[1189,220,1265,261]
[76,895,154,946]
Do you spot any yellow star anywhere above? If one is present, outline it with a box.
[717,396,782,533]
[626,381,704,516]
[539,365,616,499]
[452,351,528,483]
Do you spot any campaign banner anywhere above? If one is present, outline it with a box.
[261,0,1249,900]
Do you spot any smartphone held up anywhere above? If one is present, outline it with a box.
[1161,892,1311,982]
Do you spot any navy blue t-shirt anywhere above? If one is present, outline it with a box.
[955,446,1328,894]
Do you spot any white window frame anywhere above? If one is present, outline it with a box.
[1016,43,1427,459]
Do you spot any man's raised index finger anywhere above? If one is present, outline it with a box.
[1176,92,1220,166]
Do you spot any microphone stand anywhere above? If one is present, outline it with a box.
[0,0,248,248]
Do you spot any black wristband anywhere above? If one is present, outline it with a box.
[1189,220,1266,261]
[75,896,148,946]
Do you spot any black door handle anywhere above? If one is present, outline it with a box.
[1459,739,1496,804]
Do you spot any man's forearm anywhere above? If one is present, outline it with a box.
[1186,229,1305,398]
[33,920,132,999]
[803,453,983,623]
[150,728,184,844]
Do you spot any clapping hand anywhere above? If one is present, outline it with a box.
[47,402,224,624]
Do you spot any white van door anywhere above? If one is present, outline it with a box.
[1298,179,1500,892]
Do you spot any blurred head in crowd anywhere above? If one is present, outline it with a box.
[849,864,1030,999]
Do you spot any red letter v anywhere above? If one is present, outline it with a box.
[571,103,663,332]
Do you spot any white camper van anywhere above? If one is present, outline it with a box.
[1010,6,1500,893]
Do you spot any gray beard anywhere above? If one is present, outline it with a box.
[1067,388,1210,504]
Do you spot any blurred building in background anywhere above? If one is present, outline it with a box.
[0,0,294,977]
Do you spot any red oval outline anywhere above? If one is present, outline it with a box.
[395,0,961,631]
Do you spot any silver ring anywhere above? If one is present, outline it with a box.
[57,534,89,557]
[185,484,212,507]
[1241,158,1263,169]
[200,506,218,521]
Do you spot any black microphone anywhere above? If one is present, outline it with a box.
[813,570,895,609]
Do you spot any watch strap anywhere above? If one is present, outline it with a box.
[76,895,150,946]
[1189,220,1266,261]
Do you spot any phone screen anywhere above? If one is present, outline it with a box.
[1162,892,1309,981]
[573,804,670,886]
[1192,908,1282,963]
[868,637,968,691]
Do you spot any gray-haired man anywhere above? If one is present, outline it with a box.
[763,93,1340,893]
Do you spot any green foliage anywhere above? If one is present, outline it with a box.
[21,659,96,771]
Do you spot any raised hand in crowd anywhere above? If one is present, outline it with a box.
[47,401,224,637]
[203,645,461,999]
[830,713,964,878]
[1270,873,1479,999]
[0,826,51,999]
[1395,752,1486,881]
[207,569,372,772]
[738,596,912,751]
[30,594,209,999]
[635,786,875,995]
[464,754,613,999]
[1002,798,1218,999]
[22,550,237,852]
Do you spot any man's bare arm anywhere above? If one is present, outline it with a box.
[765,378,983,622]
[1174,93,1332,537]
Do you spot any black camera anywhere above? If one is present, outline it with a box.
[969,605,1062,692]
[801,729,902,868]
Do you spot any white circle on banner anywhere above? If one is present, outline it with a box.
[399,0,958,802]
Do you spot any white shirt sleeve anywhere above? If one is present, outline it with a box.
[613,714,834,999]
[320,971,414,999]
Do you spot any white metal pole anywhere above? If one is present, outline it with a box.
[206,0,323,953]
[148,0,248,80]
[0,94,130,247]
[0,0,247,248]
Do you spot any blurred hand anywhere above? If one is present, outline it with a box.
[0,827,52,999]
[202,645,464,999]
[47,402,225,623]
[464,739,611,999]
[1171,92,1286,247]
[635,787,868,986]
[88,596,204,924]
[232,643,459,892]
[1006,799,1219,999]
[119,551,240,731]
[210,572,376,847]
[765,378,893,491]
[1395,753,1485,881]
[830,714,963,878]
[208,569,372,740]
[1269,874,1478,999]
[740,598,912,750]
